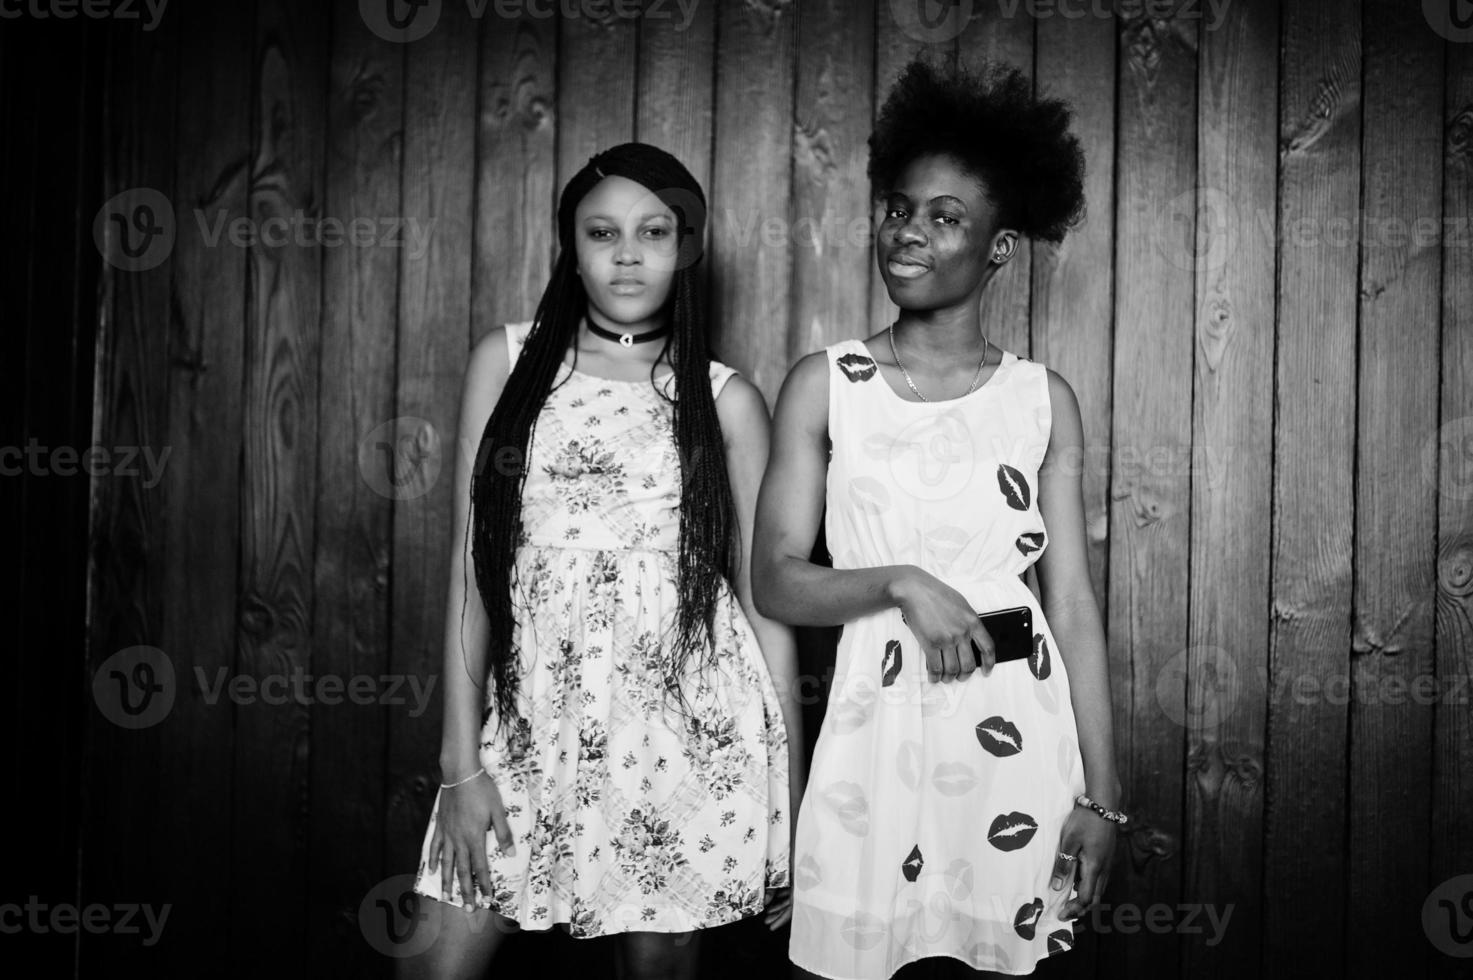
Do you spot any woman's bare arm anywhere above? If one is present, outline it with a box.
[1035,368,1122,808]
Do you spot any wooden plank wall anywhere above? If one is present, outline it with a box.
[6,0,1461,977]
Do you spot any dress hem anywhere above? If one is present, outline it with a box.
[788,942,1072,980]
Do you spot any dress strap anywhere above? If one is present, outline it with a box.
[503,320,534,370]
[709,362,739,399]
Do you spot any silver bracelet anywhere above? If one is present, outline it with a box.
[440,766,488,789]
[1075,793,1129,826]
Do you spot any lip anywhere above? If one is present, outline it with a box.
[609,279,645,293]
[885,253,931,279]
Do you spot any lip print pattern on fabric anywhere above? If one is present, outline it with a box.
[796,854,823,890]
[987,811,1040,852]
[975,715,1023,757]
[837,352,878,383]
[881,639,903,687]
[965,942,1013,972]
[943,858,973,899]
[828,697,872,734]
[1047,929,1075,954]
[1029,633,1052,681]
[841,912,887,949]
[848,475,891,514]
[931,761,978,796]
[997,462,1031,510]
[897,739,924,790]
[1014,898,1044,940]
[1015,530,1045,555]
[901,844,924,882]
[822,782,871,836]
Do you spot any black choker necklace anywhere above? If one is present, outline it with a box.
[586,318,669,348]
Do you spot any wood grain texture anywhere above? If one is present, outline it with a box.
[1263,0,1359,974]
[385,0,480,893]
[556,6,638,189]
[791,0,874,359]
[305,2,403,973]
[1431,32,1473,980]
[1351,2,1443,974]
[475,9,557,333]
[1102,8,1198,979]
[710,0,797,397]
[231,0,329,969]
[1182,1,1278,974]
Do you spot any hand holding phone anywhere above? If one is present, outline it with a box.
[972,605,1033,669]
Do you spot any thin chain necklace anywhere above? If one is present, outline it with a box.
[888,320,990,402]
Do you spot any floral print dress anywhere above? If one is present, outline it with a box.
[412,321,790,937]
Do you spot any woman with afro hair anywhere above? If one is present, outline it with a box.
[754,58,1124,978]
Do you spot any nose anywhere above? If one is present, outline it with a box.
[893,213,926,246]
[613,235,641,265]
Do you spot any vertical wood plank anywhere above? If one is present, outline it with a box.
[306,1,403,972]
[1033,12,1116,980]
[556,10,638,189]
[956,4,1034,357]
[474,9,557,334]
[385,0,479,892]
[1183,1,1278,975]
[1263,0,1360,974]
[1431,32,1473,980]
[1102,8,1197,978]
[790,0,874,360]
[231,0,330,970]
[710,2,796,396]
[1351,2,1443,974]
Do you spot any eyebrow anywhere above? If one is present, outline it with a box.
[886,191,969,210]
[581,211,673,223]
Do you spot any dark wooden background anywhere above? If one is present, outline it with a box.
[8,0,1473,977]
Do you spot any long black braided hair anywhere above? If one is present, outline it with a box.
[465,142,736,748]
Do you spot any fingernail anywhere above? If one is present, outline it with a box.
[1051,877,1064,891]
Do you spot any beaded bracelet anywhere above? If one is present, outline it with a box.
[440,766,489,790]
[1075,793,1129,827]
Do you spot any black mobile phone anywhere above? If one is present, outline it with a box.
[973,605,1033,665]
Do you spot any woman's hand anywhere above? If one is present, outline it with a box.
[889,565,996,681]
[426,769,515,911]
[1051,806,1116,920]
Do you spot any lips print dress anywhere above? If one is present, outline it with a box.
[787,339,1086,979]
[410,321,790,937]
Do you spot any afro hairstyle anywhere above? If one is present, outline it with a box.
[868,56,1086,244]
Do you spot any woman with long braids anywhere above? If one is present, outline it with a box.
[401,142,801,980]
[755,59,1124,978]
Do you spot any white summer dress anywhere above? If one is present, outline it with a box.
[412,321,790,937]
[788,339,1087,979]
